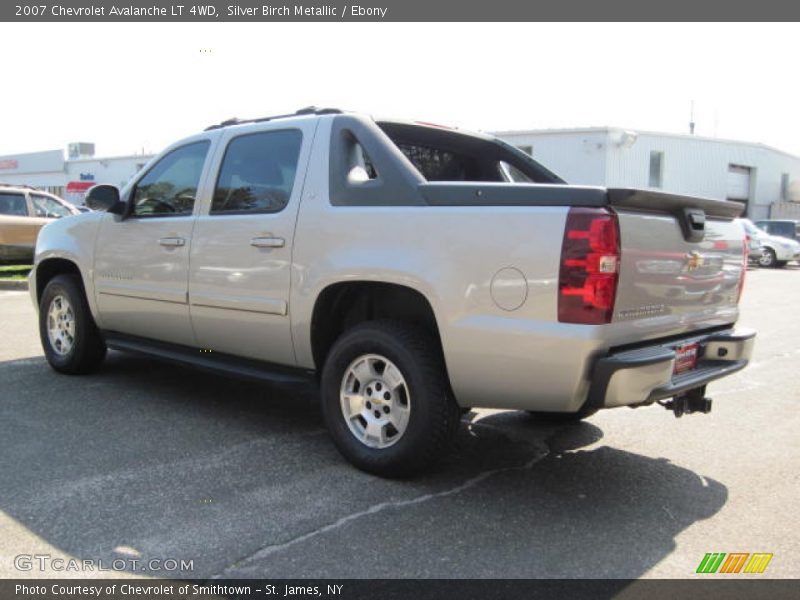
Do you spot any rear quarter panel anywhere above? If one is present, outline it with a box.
[292,119,600,410]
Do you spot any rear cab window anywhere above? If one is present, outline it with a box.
[376,121,563,184]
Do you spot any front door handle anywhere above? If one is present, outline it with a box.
[250,237,285,248]
[158,237,186,247]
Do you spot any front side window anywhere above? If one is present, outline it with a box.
[31,194,72,218]
[0,193,28,216]
[132,141,210,217]
[212,129,302,214]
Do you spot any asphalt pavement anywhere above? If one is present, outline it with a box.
[0,267,798,579]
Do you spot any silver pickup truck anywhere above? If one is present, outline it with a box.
[30,108,755,476]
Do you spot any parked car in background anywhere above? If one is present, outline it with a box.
[737,218,800,268]
[0,184,80,263]
[754,219,800,243]
[744,232,764,267]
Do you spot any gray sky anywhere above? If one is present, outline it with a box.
[2,22,799,157]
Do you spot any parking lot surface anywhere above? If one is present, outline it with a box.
[0,267,798,579]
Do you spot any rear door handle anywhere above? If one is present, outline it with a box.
[158,237,186,247]
[250,237,285,248]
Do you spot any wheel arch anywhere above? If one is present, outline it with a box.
[309,281,445,374]
[35,257,84,304]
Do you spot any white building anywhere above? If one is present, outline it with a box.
[495,127,800,220]
[0,143,154,206]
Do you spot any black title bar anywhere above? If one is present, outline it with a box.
[5,0,800,21]
[3,579,800,600]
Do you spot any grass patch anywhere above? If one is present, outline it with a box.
[0,264,32,280]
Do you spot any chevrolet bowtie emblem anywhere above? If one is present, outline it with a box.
[687,251,704,272]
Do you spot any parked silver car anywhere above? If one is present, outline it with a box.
[738,218,800,268]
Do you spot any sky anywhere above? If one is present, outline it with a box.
[1,22,799,158]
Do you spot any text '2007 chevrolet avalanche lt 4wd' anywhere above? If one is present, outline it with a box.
[30,107,755,476]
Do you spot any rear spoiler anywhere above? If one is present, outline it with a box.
[607,188,744,220]
[420,183,744,219]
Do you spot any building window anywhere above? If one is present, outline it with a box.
[649,151,664,188]
[516,145,533,156]
[781,173,790,201]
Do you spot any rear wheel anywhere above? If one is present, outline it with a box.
[320,320,460,477]
[758,248,777,268]
[39,274,107,374]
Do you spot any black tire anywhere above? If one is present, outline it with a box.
[320,320,460,477]
[775,260,788,268]
[759,248,777,268]
[39,274,107,374]
[526,404,598,423]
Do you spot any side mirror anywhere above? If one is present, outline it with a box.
[85,184,125,215]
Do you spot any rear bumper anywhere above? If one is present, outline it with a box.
[586,327,756,409]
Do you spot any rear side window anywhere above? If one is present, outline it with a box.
[0,193,28,216]
[212,129,303,214]
[132,141,210,217]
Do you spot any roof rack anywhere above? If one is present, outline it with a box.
[204,106,343,131]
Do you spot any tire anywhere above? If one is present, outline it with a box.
[759,248,777,268]
[39,274,107,374]
[526,404,598,423]
[320,320,460,477]
[775,260,788,268]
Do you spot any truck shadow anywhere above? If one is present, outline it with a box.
[0,352,727,580]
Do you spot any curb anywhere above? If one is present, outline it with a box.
[0,280,28,291]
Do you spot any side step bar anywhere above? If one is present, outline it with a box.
[103,332,316,389]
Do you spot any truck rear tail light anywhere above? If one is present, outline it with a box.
[558,207,620,324]
[737,234,748,303]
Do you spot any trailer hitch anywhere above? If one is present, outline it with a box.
[659,387,712,418]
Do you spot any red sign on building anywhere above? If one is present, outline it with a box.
[66,181,96,193]
[0,159,19,170]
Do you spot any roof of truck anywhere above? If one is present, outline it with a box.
[204,106,343,131]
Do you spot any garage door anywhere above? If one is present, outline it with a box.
[727,164,751,200]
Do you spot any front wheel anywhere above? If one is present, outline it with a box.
[39,274,107,374]
[320,320,460,477]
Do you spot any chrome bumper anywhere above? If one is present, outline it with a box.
[587,328,756,409]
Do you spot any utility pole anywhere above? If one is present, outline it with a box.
[689,100,696,135]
